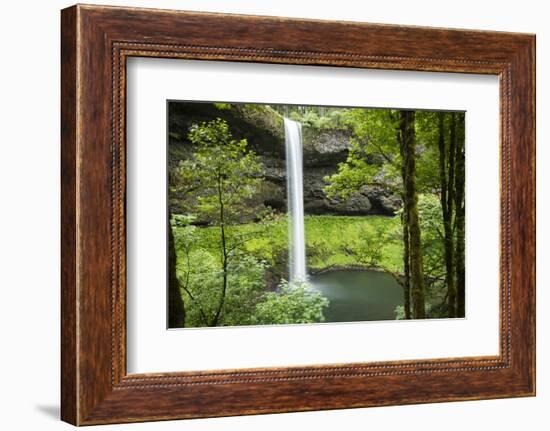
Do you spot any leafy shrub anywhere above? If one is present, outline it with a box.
[344,223,392,268]
[251,281,329,325]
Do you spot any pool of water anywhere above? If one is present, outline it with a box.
[308,270,404,322]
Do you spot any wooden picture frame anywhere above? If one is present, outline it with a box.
[61,4,535,425]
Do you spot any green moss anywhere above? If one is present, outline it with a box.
[214,103,232,110]
[302,215,402,272]
[175,215,403,274]
[236,104,285,140]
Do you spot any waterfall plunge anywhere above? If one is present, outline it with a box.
[284,118,307,283]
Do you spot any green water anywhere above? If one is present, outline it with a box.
[309,270,404,322]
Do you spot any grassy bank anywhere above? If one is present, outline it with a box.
[184,215,403,274]
[304,215,402,272]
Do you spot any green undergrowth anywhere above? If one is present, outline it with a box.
[177,215,403,274]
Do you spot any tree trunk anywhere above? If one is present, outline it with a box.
[397,113,411,320]
[212,179,228,326]
[400,110,425,319]
[401,206,411,319]
[454,114,466,317]
[438,112,457,317]
[168,212,186,328]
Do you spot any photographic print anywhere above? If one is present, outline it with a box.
[167,101,465,328]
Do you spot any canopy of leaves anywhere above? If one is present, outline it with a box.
[172,118,267,225]
[324,109,402,199]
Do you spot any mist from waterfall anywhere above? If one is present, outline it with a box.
[284,118,307,284]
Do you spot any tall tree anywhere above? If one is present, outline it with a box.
[454,114,466,317]
[325,109,431,319]
[401,207,412,319]
[438,112,457,317]
[168,212,185,328]
[176,118,264,326]
[396,112,412,319]
[399,110,426,319]
[324,109,416,316]
[397,114,412,319]
[324,108,431,319]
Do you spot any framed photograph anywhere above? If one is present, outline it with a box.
[61,4,535,425]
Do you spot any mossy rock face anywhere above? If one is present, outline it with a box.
[168,102,287,217]
[168,102,352,163]
[169,102,285,157]
[168,102,401,217]
[233,104,285,148]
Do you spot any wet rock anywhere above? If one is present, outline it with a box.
[301,127,353,167]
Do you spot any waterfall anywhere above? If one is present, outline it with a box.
[284,118,307,283]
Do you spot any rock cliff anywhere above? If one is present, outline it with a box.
[168,102,401,217]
